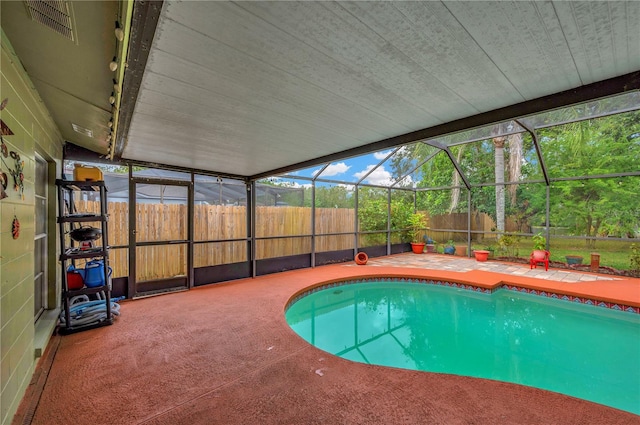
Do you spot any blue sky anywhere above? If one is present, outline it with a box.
[285,149,399,186]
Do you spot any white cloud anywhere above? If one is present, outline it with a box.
[354,165,394,186]
[315,162,350,177]
[395,175,415,188]
[373,150,393,160]
[337,183,355,191]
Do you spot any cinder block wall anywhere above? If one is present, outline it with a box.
[1,30,63,425]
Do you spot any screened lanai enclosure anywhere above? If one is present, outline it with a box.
[65,91,640,298]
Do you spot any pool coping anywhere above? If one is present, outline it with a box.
[286,268,640,314]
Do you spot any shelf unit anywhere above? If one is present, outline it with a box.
[56,180,113,334]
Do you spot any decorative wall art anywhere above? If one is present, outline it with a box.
[0,136,24,199]
[0,136,8,199]
[0,99,26,200]
[12,215,20,239]
[0,119,13,136]
[0,178,6,200]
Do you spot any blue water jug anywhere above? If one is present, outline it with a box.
[83,260,112,288]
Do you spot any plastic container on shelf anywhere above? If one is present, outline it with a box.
[83,260,112,288]
[73,164,103,181]
[66,265,85,290]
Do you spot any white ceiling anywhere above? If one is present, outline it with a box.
[1,1,119,153]
[123,1,640,178]
[3,1,640,179]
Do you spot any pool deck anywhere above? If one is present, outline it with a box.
[345,253,639,310]
[15,254,640,425]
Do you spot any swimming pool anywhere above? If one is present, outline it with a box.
[285,279,640,414]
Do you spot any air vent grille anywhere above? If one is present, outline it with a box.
[25,0,74,41]
[71,123,93,138]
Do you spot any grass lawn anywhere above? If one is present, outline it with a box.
[478,237,637,271]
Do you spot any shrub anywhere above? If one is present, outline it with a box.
[631,243,640,277]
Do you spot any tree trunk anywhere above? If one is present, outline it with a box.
[586,216,602,249]
[449,146,465,213]
[507,133,523,204]
[494,137,506,234]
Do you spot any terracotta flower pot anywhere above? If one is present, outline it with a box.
[355,252,368,265]
[455,245,467,256]
[411,242,425,254]
[473,250,490,262]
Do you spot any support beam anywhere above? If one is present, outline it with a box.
[427,141,471,190]
[113,1,163,160]
[516,119,549,186]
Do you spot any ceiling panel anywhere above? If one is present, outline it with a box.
[443,1,583,98]
[159,1,440,126]
[553,1,640,84]
[343,1,524,111]
[142,52,391,141]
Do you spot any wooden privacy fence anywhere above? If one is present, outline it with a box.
[427,212,518,243]
[74,201,505,279]
[75,202,356,279]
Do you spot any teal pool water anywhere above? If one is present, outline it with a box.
[285,281,640,414]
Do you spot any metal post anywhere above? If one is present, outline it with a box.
[545,185,550,250]
[100,183,111,320]
[467,189,472,256]
[387,188,391,256]
[127,165,136,298]
[311,181,316,268]
[187,173,194,288]
[354,185,359,258]
[248,181,256,278]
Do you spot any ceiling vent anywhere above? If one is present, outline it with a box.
[24,0,74,41]
[71,123,93,138]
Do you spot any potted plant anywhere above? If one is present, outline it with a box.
[443,240,455,255]
[455,244,467,256]
[407,213,427,254]
[531,233,547,260]
[473,247,490,262]
[529,232,551,270]
[485,245,495,259]
[423,235,436,253]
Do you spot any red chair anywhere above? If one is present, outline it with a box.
[530,250,550,271]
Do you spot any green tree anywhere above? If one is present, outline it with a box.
[313,185,354,208]
[357,187,415,245]
[538,111,640,245]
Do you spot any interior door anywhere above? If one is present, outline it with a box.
[130,178,192,297]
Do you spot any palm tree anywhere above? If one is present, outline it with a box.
[449,145,465,213]
[507,132,523,204]
[493,135,506,234]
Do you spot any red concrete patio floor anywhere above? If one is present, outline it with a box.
[15,254,640,425]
